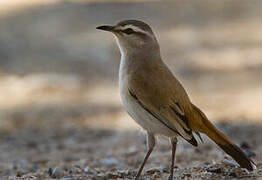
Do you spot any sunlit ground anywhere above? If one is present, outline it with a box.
[0,0,262,179]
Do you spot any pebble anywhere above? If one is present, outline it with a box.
[100,157,118,166]
[229,171,237,177]
[153,173,161,179]
[106,172,119,179]
[201,171,213,176]
[48,166,64,178]
[61,176,75,180]
[117,169,130,176]
[197,161,210,167]
[146,167,163,175]
[93,173,107,180]
[84,166,96,175]
[206,167,222,173]
[222,159,238,167]
[16,170,26,177]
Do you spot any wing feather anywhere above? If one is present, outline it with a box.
[128,88,198,146]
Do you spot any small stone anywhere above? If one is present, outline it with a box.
[229,171,237,177]
[153,173,161,179]
[94,173,107,180]
[201,171,213,176]
[241,168,250,175]
[197,162,207,168]
[16,170,25,177]
[107,172,119,178]
[61,176,75,180]
[100,157,118,166]
[48,166,64,178]
[206,168,222,174]
[222,159,238,167]
[84,166,96,175]
[117,169,130,176]
[162,167,170,173]
[183,173,191,177]
[145,167,162,175]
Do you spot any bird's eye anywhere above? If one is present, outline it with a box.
[122,28,135,35]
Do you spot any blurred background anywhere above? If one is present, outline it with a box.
[0,0,261,179]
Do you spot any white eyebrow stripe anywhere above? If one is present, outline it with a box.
[117,25,152,37]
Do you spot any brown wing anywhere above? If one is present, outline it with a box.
[128,88,198,146]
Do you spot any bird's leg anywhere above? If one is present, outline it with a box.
[135,132,155,180]
[169,137,177,180]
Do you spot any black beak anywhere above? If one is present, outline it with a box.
[96,25,114,32]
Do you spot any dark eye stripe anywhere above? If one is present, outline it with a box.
[122,28,135,35]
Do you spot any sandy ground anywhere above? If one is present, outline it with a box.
[0,0,262,179]
[0,123,261,180]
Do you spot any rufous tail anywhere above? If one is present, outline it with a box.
[191,104,255,171]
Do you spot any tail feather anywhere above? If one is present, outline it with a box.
[191,104,255,171]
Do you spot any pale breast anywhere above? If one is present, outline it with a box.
[119,76,176,137]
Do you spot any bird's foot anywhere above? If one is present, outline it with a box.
[168,174,173,180]
[134,173,141,180]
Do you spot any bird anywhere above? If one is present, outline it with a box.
[96,20,255,180]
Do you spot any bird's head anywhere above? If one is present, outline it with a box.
[96,20,160,56]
